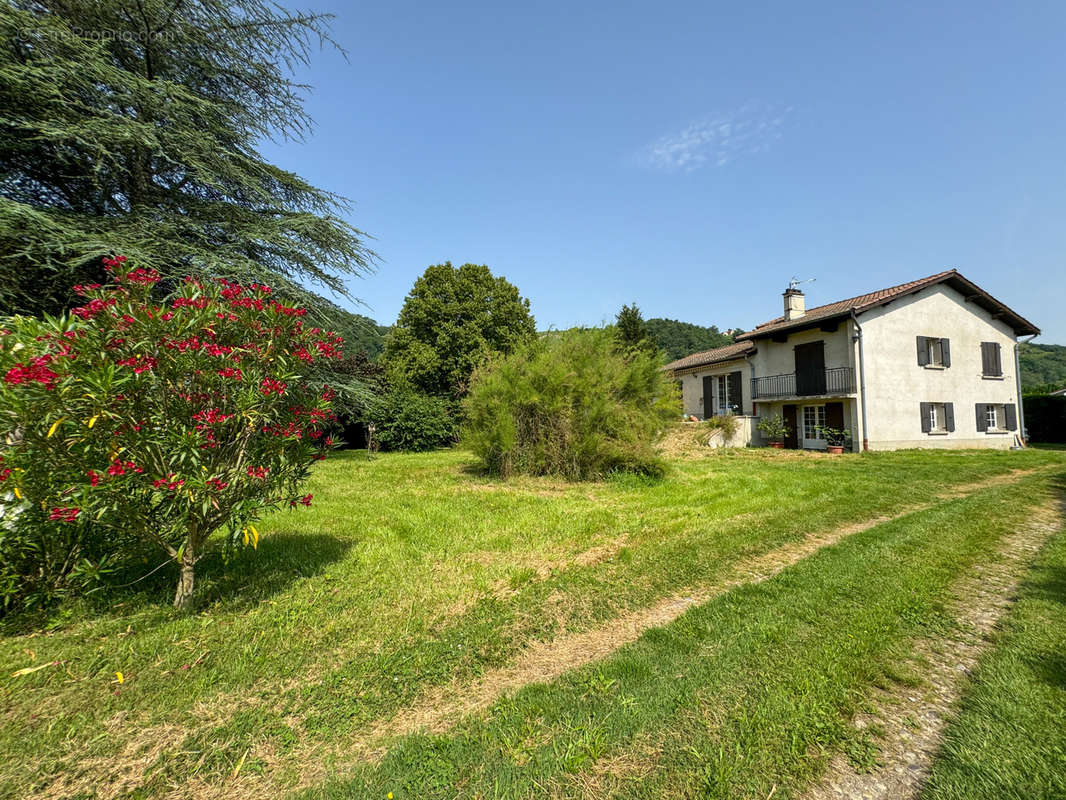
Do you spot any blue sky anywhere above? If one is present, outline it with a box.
[262,1,1066,343]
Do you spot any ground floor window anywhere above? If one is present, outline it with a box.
[802,405,825,441]
[930,402,945,432]
[717,376,729,415]
[986,404,999,430]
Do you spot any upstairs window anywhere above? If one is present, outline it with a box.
[981,342,1003,377]
[916,336,951,368]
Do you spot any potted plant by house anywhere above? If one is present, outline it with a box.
[817,425,851,454]
[757,414,790,449]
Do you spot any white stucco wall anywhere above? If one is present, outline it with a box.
[858,285,1021,450]
[748,324,854,377]
[679,357,752,419]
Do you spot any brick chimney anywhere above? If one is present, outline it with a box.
[783,287,805,320]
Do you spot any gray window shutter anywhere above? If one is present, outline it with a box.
[1005,404,1017,431]
[981,342,1002,376]
[728,371,742,414]
[916,336,929,366]
[944,403,955,432]
[975,403,987,432]
[920,402,931,433]
[940,338,951,367]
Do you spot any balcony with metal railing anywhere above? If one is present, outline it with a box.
[751,366,856,400]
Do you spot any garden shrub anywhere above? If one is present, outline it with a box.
[0,257,340,609]
[366,389,457,452]
[462,328,676,480]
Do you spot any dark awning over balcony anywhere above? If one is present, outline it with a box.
[752,367,855,400]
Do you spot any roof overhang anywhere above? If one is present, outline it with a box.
[738,271,1039,341]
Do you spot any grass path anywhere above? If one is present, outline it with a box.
[2,449,1064,800]
[803,496,1065,800]
[303,470,1065,799]
[921,488,1066,800]
[354,467,1049,761]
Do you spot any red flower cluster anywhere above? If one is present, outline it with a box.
[260,421,305,439]
[72,297,116,320]
[87,469,100,486]
[73,283,102,296]
[192,408,233,428]
[217,367,243,380]
[116,355,157,374]
[152,474,185,491]
[119,267,162,285]
[4,356,59,390]
[260,378,286,397]
[290,493,312,507]
[247,465,269,479]
[269,302,308,317]
[102,255,128,271]
[205,477,229,491]
[0,456,11,481]
[108,459,144,477]
[49,507,80,523]
[172,297,211,310]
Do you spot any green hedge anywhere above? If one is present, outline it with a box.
[1022,395,1066,443]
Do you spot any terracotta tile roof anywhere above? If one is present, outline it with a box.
[736,269,1039,340]
[663,340,755,373]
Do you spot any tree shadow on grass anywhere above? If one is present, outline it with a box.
[1,531,354,634]
[193,531,353,610]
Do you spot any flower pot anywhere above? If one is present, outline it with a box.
[826,445,844,454]
[769,441,785,449]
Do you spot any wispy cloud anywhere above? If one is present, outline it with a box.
[637,103,791,172]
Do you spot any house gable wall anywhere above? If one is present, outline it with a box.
[859,284,1020,449]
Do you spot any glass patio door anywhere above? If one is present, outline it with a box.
[801,405,826,449]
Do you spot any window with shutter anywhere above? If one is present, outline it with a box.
[922,403,949,434]
[917,336,946,367]
[1004,404,1017,431]
[728,371,742,415]
[981,342,1003,377]
[944,403,955,432]
[975,403,988,432]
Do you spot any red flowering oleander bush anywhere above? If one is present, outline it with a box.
[0,257,341,609]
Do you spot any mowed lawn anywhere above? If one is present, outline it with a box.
[1,446,1064,799]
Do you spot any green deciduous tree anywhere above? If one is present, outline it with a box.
[0,0,373,317]
[383,262,535,398]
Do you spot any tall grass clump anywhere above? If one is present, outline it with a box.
[462,329,677,480]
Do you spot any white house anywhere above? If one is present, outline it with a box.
[665,270,1040,451]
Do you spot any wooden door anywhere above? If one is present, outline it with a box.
[794,341,826,396]
[783,404,799,449]
[702,375,714,419]
[825,401,844,430]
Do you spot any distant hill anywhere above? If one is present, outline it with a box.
[645,318,741,361]
[1019,342,1066,391]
